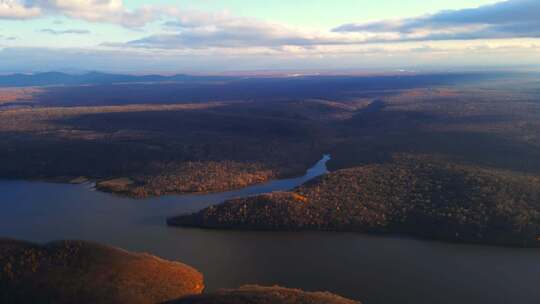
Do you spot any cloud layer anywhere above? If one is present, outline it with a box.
[1,0,539,72]
[2,0,540,48]
[126,12,359,49]
[334,0,540,42]
[123,0,540,50]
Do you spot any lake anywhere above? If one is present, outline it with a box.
[0,154,539,304]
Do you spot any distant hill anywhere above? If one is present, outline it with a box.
[0,72,233,87]
[0,71,525,88]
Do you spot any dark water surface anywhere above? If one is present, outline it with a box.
[1,154,539,304]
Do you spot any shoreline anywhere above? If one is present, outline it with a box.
[0,154,331,199]
[167,220,540,249]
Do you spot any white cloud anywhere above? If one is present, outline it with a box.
[114,10,371,49]
[0,0,161,27]
[0,0,41,19]
[127,24,349,49]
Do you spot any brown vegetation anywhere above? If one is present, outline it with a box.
[0,101,326,197]
[0,88,40,105]
[0,103,227,133]
[0,239,204,304]
[0,239,362,304]
[96,162,276,197]
[170,155,540,247]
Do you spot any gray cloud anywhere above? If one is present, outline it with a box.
[0,34,17,40]
[40,28,91,35]
[334,0,540,41]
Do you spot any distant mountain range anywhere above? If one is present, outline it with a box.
[0,70,533,88]
[0,72,233,87]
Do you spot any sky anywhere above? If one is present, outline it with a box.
[0,0,539,73]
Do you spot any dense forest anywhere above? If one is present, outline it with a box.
[170,155,540,247]
[2,74,540,245]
